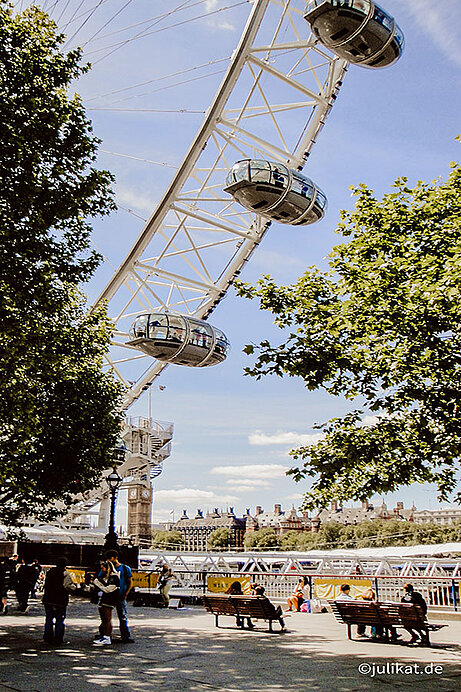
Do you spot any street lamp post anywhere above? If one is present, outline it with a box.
[104,444,126,550]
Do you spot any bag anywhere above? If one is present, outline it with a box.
[300,599,323,613]
[90,586,100,604]
[310,599,323,614]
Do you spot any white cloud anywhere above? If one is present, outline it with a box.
[403,0,461,67]
[210,464,289,479]
[233,484,270,493]
[204,0,236,31]
[225,478,272,488]
[248,431,324,446]
[115,186,154,217]
[360,415,379,427]
[154,487,238,506]
[283,493,304,502]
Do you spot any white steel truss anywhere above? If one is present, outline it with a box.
[92,0,348,408]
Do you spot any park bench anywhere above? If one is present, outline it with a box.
[398,603,447,644]
[201,594,286,632]
[329,600,447,645]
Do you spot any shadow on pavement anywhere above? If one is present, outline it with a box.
[0,603,460,691]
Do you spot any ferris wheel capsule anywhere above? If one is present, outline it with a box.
[304,0,404,68]
[224,159,327,226]
[127,313,230,367]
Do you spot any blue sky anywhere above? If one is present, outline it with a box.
[21,1,461,523]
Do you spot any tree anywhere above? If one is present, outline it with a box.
[207,527,232,550]
[244,528,279,550]
[0,4,123,524]
[151,530,184,550]
[236,159,461,508]
[279,530,302,550]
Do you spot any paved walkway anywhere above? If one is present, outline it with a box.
[0,599,460,691]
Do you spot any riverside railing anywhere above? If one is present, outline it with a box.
[163,571,460,612]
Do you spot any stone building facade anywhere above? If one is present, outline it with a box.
[166,501,460,550]
[413,507,461,526]
[313,500,416,525]
[173,508,246,551]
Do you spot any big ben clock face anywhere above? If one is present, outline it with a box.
[141,489,150,499]
[129,489,137,499]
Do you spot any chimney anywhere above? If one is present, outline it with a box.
[361,500,369,510]
[396,502,404,510]
[229,507,234,515]
[181,510,188,519]
[246,508,251,515]
[330,501,338,511]
[274,504,282,515]
[255,506,263,515]
[195,509,203,519]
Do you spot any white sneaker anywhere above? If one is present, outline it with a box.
[93,636,111,646]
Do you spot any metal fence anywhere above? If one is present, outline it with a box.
[163,570,460,612]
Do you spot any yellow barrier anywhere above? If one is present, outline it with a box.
[207,576,251,594]
[65,568,158,589]
[131,572,159,589]
[314,577,373,600]
[66,569,86,585]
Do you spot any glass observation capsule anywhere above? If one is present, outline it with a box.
[127,313,230,367]
[304,0,404,68]
[224,159,327,226]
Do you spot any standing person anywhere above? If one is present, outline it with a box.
[104,550,134,643]
[31,559,42,598]
[0,558,12,615]
[42,557,76,645]
[158,564,175,607]
[15,559,40,613]
[287,576,307,612]
[8,555,19,592]
[401,583,428,645]
[93,561,120,646]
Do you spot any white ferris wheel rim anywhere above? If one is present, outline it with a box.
[90,0,348,409]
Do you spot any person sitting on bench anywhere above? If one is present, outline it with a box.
[226,581,254,629]
[401,583,428,645]
[254,585,287,631]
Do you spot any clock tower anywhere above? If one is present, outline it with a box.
[127,484,153,543]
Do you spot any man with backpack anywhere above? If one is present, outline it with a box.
[42,557,76,644]
[104,550,134,643]
[15,558,40,613]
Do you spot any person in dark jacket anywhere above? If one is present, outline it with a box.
[401,583,428,644]
[0,558,12,615]
[93,561,120,646]
[42,557,76,644]
[15,559,40,613]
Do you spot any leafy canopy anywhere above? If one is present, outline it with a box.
[0,4,123,524]
[207,527,233,549]
[236,159,461,509]
[151,530,184,549]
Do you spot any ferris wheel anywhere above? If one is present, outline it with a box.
[89,0,403,410]
[18,0,404,527]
